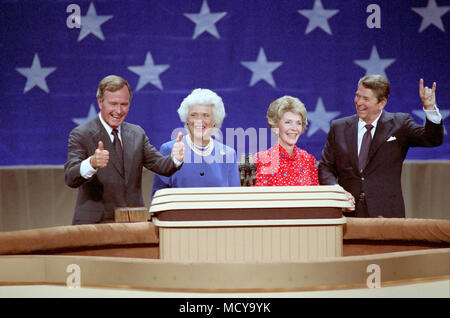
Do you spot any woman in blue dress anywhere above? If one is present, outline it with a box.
[151,88,240,198]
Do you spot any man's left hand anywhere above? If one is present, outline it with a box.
[419,78,436,110]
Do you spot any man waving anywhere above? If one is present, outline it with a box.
[318,75,443,218]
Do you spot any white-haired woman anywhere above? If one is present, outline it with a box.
[151,89,240,197]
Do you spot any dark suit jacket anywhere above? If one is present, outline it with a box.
[64,116,179,224]
[318,111,443,218]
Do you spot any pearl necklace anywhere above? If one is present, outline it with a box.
[186,134,214,156]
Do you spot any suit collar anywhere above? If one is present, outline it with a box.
[98,113,124,142]
[357,110,383,132]
[345,114,359,127]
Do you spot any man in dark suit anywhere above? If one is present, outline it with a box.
[318,75,444,218]
[65,75,185,224]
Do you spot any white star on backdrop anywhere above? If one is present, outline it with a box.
[412,0,450,33]
[16,53,56,93]
[306,97,341,137]
[412,109,450,135]
[72,104,97,126]
[78,2,113,41]
[184,0,227,39]
[128,52,170,91]
[354,45,396,78]
[240,48,283,87]
[298,0,339,35]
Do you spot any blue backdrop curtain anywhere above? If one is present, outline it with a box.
[1,0,449,166]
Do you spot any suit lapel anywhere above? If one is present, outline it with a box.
[121,123,135,183]
[344,116,359,172]
[367,111,394,166]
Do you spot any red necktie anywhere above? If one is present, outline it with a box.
[359,124,373,172]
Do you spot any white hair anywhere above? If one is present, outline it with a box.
[177,88,226,129]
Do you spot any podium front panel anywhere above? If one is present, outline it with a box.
[154,218,346,262]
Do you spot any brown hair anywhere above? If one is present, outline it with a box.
[358,75,390,102]
[266,96,308,128]
[96,75,132,101]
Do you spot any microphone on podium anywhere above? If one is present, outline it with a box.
[248,153,257,185]
[238,153,256,186]
[239,153,246,185]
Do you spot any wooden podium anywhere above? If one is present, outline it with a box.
[150,185,352,262]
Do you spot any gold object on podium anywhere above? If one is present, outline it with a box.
[114,207,148,223]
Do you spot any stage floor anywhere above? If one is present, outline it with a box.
[1,279,448,298]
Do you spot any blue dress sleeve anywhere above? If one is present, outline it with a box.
[228,150,241,187]
[151,142,172,200]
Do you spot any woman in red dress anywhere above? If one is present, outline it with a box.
[254,96,319,187]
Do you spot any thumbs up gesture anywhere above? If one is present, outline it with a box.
[171,132,185,163]
[90,141,110,169]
